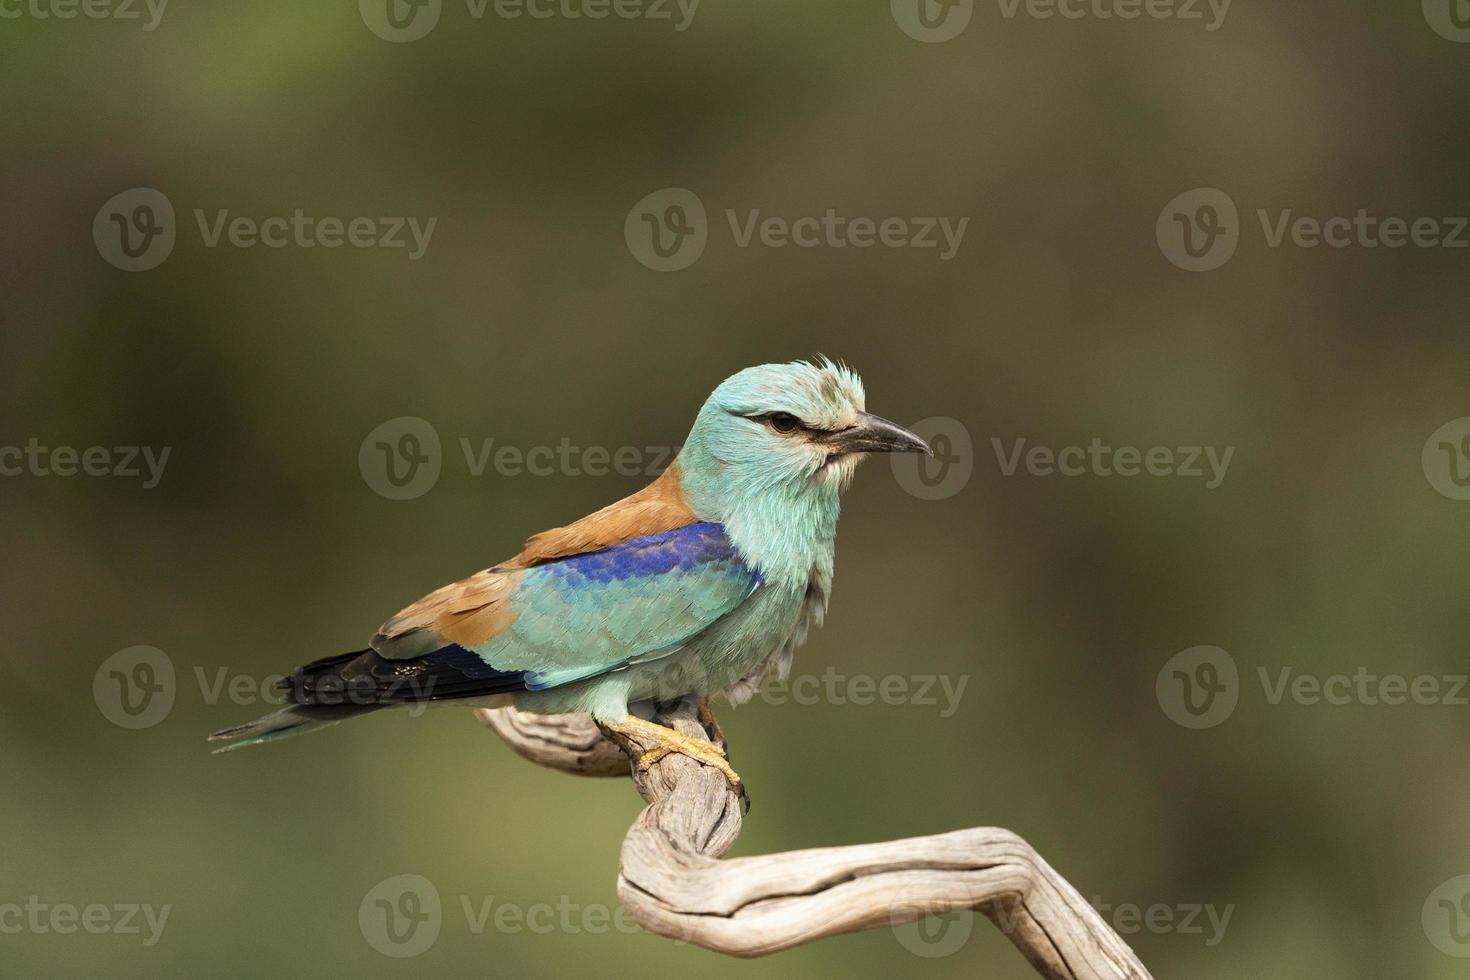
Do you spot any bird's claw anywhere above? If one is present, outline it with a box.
[635,742,749,812]
[604,714,750,814]
[695,697,729,758]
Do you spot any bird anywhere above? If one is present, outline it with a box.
[209,358,930,795]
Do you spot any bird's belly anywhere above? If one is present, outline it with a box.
[554,582,782,703]
[639,584,806,699]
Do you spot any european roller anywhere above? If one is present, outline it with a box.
[210,359,930,793]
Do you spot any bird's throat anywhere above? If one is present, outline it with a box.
[716,485,841,590]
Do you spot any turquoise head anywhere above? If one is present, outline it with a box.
[676,359,929,585]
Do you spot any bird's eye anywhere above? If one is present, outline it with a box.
[767,412,802,434]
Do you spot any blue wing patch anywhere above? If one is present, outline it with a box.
[541,522,755,585]
[444,522,761,689]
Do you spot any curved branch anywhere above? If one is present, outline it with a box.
[475,703,1152,979]
[477,704,627,777]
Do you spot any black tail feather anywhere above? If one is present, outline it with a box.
[208,644,527,752]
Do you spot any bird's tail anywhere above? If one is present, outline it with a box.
[208,648,386,753]
[207,703,379,754]
[208,643,526,752]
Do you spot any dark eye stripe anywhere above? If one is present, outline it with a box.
[726,410,815,433]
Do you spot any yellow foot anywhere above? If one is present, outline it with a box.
[603,714,748,810]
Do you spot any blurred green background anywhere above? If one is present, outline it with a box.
[4,1,1470,977]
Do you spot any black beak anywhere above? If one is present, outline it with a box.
[816,412,931,456]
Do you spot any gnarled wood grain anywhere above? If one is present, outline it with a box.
[475,701,1152,979]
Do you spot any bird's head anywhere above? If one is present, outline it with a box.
[677,358,930,513]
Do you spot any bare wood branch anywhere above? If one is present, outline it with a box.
[476,704,627,777]
[475,702,1152,979]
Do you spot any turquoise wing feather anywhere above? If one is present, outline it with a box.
[445,522,761,690]
[492,522,760,687]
